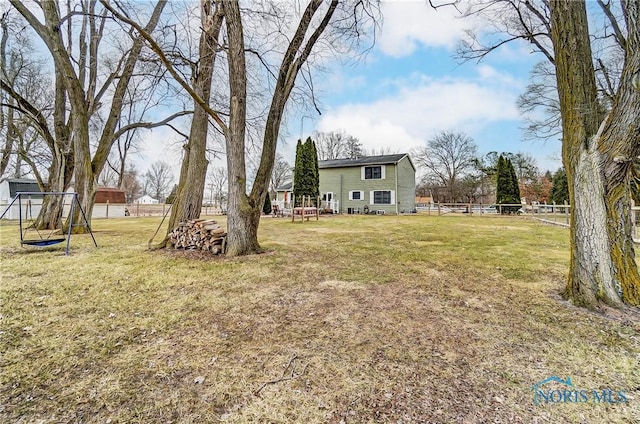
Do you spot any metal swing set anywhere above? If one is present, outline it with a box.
[0,192,97,255]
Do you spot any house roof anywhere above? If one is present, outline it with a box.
[95,187,126,204]
[7,178,40,184]
[6,178,41,197]
[276,182,293,191]
[319,154,414,171]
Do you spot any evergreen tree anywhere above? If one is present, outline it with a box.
[495,156,509,204]
[495,156,520,213]
[263,194,272,215]
[550,168,569,205]
[292,137,320,205]
[507,158,521,213]
[293,140,305,204]
[306,137,320,199]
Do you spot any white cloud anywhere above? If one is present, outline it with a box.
[316,69,522,155]
[134,127,185,178]
[378,1,470,57]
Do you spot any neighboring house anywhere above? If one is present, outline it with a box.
[319,154,416,215]
[135,194,159,204]
[274,181,293,204]
[0,178,43,220]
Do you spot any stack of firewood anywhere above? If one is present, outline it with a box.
[168,219,226,254]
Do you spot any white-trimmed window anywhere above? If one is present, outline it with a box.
[361,165,385,180]
[370,190,395,205]
[349,190,364,201]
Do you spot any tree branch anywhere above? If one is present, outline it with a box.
[112,110,193,140]
[253,354,308,396]
[0,79,56,151]
[597,0,627,50]
[99,0,228,132]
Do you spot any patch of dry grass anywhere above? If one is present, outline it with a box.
[1,214,639,423]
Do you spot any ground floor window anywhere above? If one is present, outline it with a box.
[349,190,364,200]
[371,190,394,205]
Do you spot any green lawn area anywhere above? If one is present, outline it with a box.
[1,214,639,423]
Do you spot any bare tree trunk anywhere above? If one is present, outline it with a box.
[0,12,14,179]
[34,146,67,230]
[223,0,259,256]
[68,119,95,231]
[157,1,223,248]
[34,67,74,230]
[224,0,339,256]
[550,0,640,308]
[598,0,640,305]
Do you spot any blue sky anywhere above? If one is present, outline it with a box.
[139,1,563,180]
[284,1,562,174]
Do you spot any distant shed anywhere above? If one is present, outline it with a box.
[94,187,127,218]
[0,178,42,202]
[0,178,44,219]
[95,187,126,204]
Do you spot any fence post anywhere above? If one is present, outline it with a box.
[106,200,109,219]
[564,201,569,225]
[136,203,140,217]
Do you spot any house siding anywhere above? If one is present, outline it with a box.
[319,156,415,214]
[396,156,416,213]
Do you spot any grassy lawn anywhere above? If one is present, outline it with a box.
[1,214,639,423]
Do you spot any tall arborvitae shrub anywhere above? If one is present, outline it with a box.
[496,155,520,214]
[551,167,569,205]
[506,158,521,214]
[496,155,509,209]
[293,137,320,206]
[305,137,320,200]
[293,139,305,205]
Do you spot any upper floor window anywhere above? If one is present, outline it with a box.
[362,165,384,180]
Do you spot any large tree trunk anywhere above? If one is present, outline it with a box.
[223,0,260,256]
[68,118,96,231]
[34,145,70,230]
[157,1,223,248]
[550,0,640,308]
[223,0,339,256]
[598,0,640,305]
[34,69,74,230]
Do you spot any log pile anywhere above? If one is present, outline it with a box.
[168,219,226,254]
